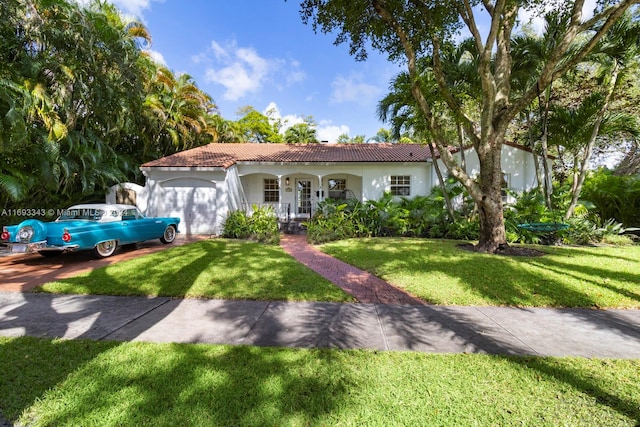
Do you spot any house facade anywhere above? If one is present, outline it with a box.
[106,142,545,235]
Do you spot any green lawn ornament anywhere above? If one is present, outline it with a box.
[517,222,570,245]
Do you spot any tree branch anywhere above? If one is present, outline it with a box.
[371,0,481,200]
[510,0,637,120]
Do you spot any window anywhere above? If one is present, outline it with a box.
[328,178,346,199]
[264,179,280,202]
[390,175,411,196]
[121,208,140,221]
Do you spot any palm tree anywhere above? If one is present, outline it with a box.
[144,65,217,155]
[556,13,640,218]
[283,123,319,143]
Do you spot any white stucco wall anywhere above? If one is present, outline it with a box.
[435,144,543,193]
[236,162,432,218]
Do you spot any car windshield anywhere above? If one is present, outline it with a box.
[58,208,105,221]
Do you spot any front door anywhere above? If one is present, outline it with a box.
[296,179,312,215]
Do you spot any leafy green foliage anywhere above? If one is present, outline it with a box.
[223,205,280,245]
[283,122,319,143]
[308,187,637,246]
[235,106,282,143]
[581,169,640,228]
[306,190,476,244]
[0,0,220,227]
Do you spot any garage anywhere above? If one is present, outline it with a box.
[159,178,217,235]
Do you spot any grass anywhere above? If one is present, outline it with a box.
[319,238,640,309]
[37,239,353,302]
[9,239,640,425]
[1,336,639,426]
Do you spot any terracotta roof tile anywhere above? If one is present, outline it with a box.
[141,143,435,168]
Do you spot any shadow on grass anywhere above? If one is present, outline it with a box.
[504,356,640,424]
[0,337,350,425]
[1,237,638,423]
[526,257,640,304]
[36,240,351,302]
[326,238,640,308]
[1,337,639,425]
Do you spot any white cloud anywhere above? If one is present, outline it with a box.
[286,60,306,85]
[317,120,350,143]
[330,72,383,106]
[110,0,162,18]
[261,102,304,131]
[201,40,305,101]
[263,102,348,142]
[204,40,273,101]
[147,49,167,65]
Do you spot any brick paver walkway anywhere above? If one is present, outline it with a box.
[280,234,425,305]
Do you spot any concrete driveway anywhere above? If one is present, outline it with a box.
[0,236,206,292]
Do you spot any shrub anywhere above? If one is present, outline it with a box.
[222,210,251,239]
[306,192,459,244]
[222,205,279,245]
[581,169,640,228]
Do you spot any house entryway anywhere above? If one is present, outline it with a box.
[296,179,312,216]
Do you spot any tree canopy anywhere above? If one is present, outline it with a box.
[299,0,640,252]
[0,0,220,214]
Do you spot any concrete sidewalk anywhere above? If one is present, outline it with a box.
[1,291,639,358]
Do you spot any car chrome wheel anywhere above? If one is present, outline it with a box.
[94,240,117,258]
[160,225,176,244]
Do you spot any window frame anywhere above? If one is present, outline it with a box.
[390,175,411,196]
[328,178,346,199]
[263,178,280,203]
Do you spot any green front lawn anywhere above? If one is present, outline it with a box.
[38,239,353,302]
[319,238,640,309]
[38,237,640,309]
[1,337,638,426]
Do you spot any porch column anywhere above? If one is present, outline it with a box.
[277,175,284,219]
[317,175,324,202]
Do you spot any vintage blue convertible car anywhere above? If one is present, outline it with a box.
[1,204,180,258]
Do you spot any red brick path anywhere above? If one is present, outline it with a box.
[280,234,425,305]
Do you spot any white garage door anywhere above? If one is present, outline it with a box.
[159,178,217,235]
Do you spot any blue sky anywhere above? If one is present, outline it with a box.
[108,0,404,142]
[106,0,599,143]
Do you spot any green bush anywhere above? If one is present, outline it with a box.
[306,192,463,244]
[306,187,638,247]
[223,205,279,245]
[306,200,371,243]
[581,169,640,228]
[222,210,251,239]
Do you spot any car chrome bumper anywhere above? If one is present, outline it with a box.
[5,242,80,254]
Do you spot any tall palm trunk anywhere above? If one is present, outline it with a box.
[565,65,620,219]
[428,142,455,219]
[537,84,553,209]
[456,122,466,173]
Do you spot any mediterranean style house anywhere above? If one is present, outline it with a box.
[107,142,547,235]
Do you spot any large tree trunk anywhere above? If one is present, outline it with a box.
[474,135,507,253]
[456,122,467,173]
